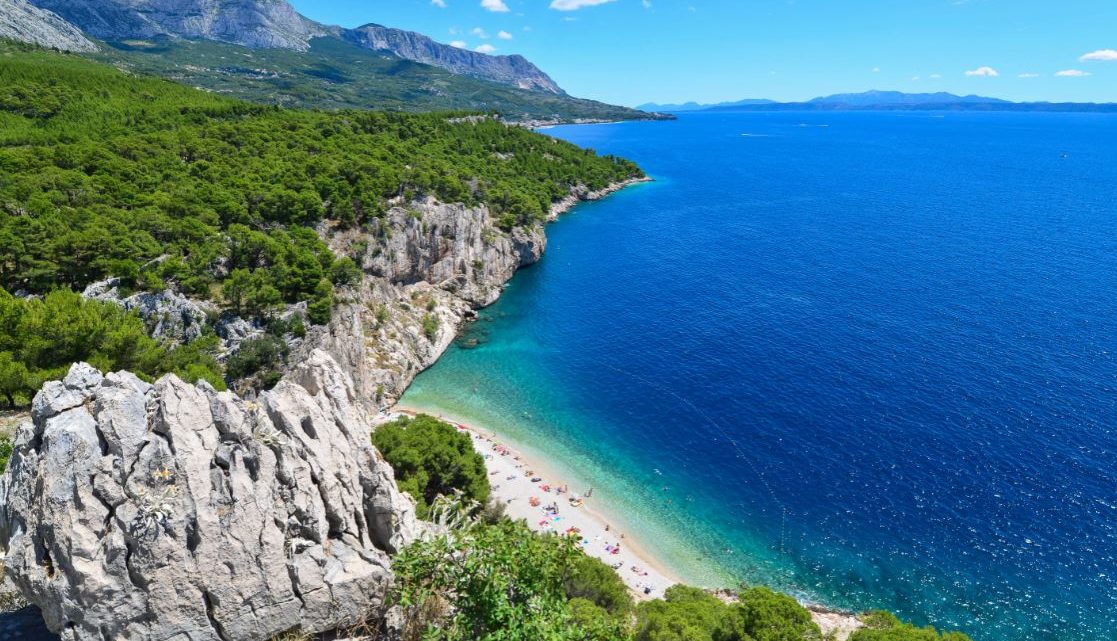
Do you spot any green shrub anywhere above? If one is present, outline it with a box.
[564,553,634,618]
[393,511,626,641]
[422,313,439,341]
[307,281,334,326]
[224,335,288,384]
[371,414,489,519]
[634,585,821,641]
[732,587,821,641]
[635,585,732,641]
[851,612,972,641]
[0,437,12,473]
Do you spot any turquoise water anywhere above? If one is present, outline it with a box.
[401,112,1117,641]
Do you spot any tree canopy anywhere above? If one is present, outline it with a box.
[850,612,973,641]
[0,43,642,403]
[372,415,490,519]
[0,43,641,301]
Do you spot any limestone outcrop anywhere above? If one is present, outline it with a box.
[0,0,96,52]
[0,350,418,641]
[295,197,546,407]
[83,278,212,345]
[29,0,324,51]
[343,24,563,94]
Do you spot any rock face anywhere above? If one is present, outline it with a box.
[365,197,545,308]
[293,197,547,407]
[82,278,212,345]
[0,0,96,52]
[29,0,324,50]
[0,351,419,641]
[343,24,563,94]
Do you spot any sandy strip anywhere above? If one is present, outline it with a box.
[381,408,865,638]
[386,408,678,601]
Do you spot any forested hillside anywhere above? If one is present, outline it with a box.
[0,41,642,404]
[94,36,660,122]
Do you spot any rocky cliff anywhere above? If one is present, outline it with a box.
[343,24,563,94]
[296,179,645,408]
[0,0,95,52]
[293,197,547,407]
[30,0,324,50]
[0,351,419,641]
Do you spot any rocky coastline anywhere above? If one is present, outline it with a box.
[293,177,652,410]
[0,176,871,641]
[0,177,650,640]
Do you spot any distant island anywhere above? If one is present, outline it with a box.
[640,90,1117,113]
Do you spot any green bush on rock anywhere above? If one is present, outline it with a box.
[0,437,12,473]
[372,415,490,519]
[394,509,627,641]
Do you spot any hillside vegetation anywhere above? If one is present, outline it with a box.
[94,36,663,123]
[374,416,974,641]
[0,42,642,402]
[394,493,974,641]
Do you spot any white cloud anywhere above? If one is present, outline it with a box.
[549,0,618,10]
[642,0,652,7]
[1055,69,1091,77]
[965,66,999,77]
[1017,73,1040,78]
[872,67,880,73]
[497,30,513,40]
[1080,49,1117,62]
[481,0,509,12]
[449,40,467,48]
[471,27,489,38]
[431,0,447,7]
[475,43,497,54]
[929,73,942,79]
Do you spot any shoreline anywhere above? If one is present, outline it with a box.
[389,406,679,601]
[381,174,863,637]
[548,176,654,220]
[388,405,865,638]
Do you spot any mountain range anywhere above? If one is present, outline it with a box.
[0,0,662,121]
[637,98,776,112]
[643,90,1117,113]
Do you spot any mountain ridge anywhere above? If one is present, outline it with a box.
[648,90,1117,113]
[27,0,563,95]
[637,98,775,112]
[343,22,562,94]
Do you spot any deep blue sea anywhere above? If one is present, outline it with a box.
[401,112,1117,641]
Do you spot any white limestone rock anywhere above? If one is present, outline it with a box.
[0,352,418,641]
[82,279,212,345]
[0,0,96,52]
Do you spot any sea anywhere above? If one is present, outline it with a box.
[400,111,1117,641]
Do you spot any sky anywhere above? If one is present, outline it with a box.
[288,1,1117,106]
